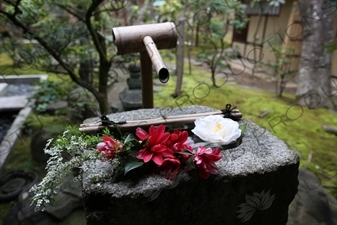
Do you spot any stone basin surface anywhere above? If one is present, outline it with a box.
[82,106,299,225]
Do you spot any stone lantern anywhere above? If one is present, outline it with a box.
[119,64,143,111]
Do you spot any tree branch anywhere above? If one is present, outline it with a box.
[55,3,86,21]
[14,0,22,16]
[0,8,12,18]
[86,0,111,112]
[92,7,119,16]
[3,0,23,16]
[85,0,107,61]
[3,0,16,6]
[0,11,102,101]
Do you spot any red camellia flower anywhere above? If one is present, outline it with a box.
[194,146,222,179]
[96,136,123,160]
[158,157,181,179]
[164,130,194,162]
[135,125,173,165]
[165,130,193,152]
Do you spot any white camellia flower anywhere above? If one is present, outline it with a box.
[191,115,241,145]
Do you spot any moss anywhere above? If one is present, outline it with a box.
[24,114,73,132]
[2,135,39,172]
[0,53,14,65]
[2,114,75,174]
[0,202,14,225]
[0,53,73,85]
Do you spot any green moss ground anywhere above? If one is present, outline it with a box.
[0,53,73,83]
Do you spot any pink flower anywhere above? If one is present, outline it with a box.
[194,146,222,179]
[158,157,181,179]
[96,136,123,160]
[135,125,173,166]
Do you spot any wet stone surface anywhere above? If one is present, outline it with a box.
[83,105,219,124]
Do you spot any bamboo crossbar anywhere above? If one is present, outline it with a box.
[79,110,242,133]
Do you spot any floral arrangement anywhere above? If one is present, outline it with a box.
[30,114,245,210]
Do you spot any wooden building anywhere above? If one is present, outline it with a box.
[232,0,337,76]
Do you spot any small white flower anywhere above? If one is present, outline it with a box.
[191,115,241,145]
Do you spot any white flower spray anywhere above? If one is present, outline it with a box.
[30,126,102,211]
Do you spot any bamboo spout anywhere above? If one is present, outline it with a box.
[112,22,177,108]
[143,36,169,83]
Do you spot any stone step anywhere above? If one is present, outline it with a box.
[0,74,48,85]
[0,83,8,96]
[153,85,163,92]
[0,96,29,112]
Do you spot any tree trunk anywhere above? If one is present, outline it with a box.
[296,0,334,109]
[134,0,150,25]
[195,24,199,47]
[173,15,185,98]
[211,67,217,87]
[79,37,93,85]
[98,35,111,114]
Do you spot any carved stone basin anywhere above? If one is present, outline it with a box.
[81,106,299,225]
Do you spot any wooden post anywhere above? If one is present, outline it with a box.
[140,51,153,108]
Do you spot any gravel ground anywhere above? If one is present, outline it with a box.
[4,84,35,97]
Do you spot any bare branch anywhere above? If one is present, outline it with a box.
[85,0,107,61]
[55,3,85,21]
[92,7,120,16]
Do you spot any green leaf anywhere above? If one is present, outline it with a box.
[124,158,144,175]
[102,127,111,136]
[185,156,196,170]
[324,43,337,53]
[176,150,193,155]
[123,133,138,144]
[239,124,247,133]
